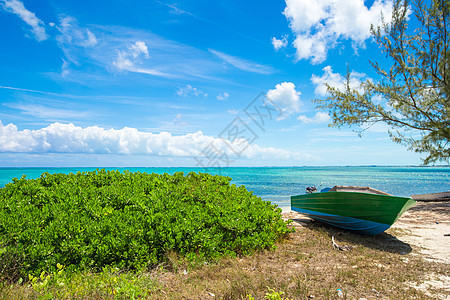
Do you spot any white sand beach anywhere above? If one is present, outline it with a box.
[283,200,450,299]
[392,201,450,265]
[283,201,450,264]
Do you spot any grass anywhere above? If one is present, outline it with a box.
[1,219,449,299]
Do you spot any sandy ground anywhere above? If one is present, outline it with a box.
[283,201,450,299]
[283,201,450,264]
[391,201,450,265]
[392,201,450,299]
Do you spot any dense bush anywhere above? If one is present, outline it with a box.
[0,170,292,277]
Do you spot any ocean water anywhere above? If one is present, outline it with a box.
[0,166,448,210]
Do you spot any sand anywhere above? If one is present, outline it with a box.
[283,201,450,264]
[391,201,450,265]
[283,201,450,299]
[392,201,450,299]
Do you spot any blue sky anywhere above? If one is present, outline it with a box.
[0,0,426,167]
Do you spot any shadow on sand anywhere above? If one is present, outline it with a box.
[408,201,450,218]
[298,219,413,255]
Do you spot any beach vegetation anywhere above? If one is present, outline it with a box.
[0,169,292,279]
[315,0,450,164]
[1,218,447,299]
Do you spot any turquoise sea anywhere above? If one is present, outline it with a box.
[0,166,448,210]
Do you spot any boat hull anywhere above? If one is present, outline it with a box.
[291,191,416,235]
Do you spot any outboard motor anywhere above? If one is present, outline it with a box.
[306,186,317,193]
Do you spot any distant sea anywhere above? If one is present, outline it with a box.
[1,166,448,210]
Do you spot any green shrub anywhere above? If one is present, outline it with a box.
[0,170,292,277]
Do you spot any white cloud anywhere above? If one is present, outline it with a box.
[0,85,60,95]
[173,113,188,126]
[365,122,390,133]
[128,67,170,77]
[61,59,70,77]
[209,49,275,74]
[282,0,393,63]
[227,108,239,115]
[112,40,171,77]
[266,82,302,119]
[243,143,317,161]
[4,103,89,120]
[0,121,314,162]
[176,85,207,97]
[217,92,229,101]
[56,15,97,47]
[293,32,327,64]
[156,1,194,16]
[1,0,48,41]
[298,111,330,124]
[113,41,149,69]
[54,15,99,75]
[311,66,366,96]
[271,36,288,51]
[46,24,229,82]
[129,41,149,58]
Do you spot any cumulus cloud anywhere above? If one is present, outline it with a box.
[217,92,229,101]
[266,82,302,119]
[282,0,393,63]
[292,32,327,63]
[129,41,148,57]
[311,66,366,96]
[271,36,288,51]
[176,85,207,97]
[1,0,48,41]
[0,121,313,162]
[298,111,330,124]
[209,49,275,74]
[0,121,207,155]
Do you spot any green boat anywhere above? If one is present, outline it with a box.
[291,186,416,235]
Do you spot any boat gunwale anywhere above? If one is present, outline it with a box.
[291,190,412,200]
